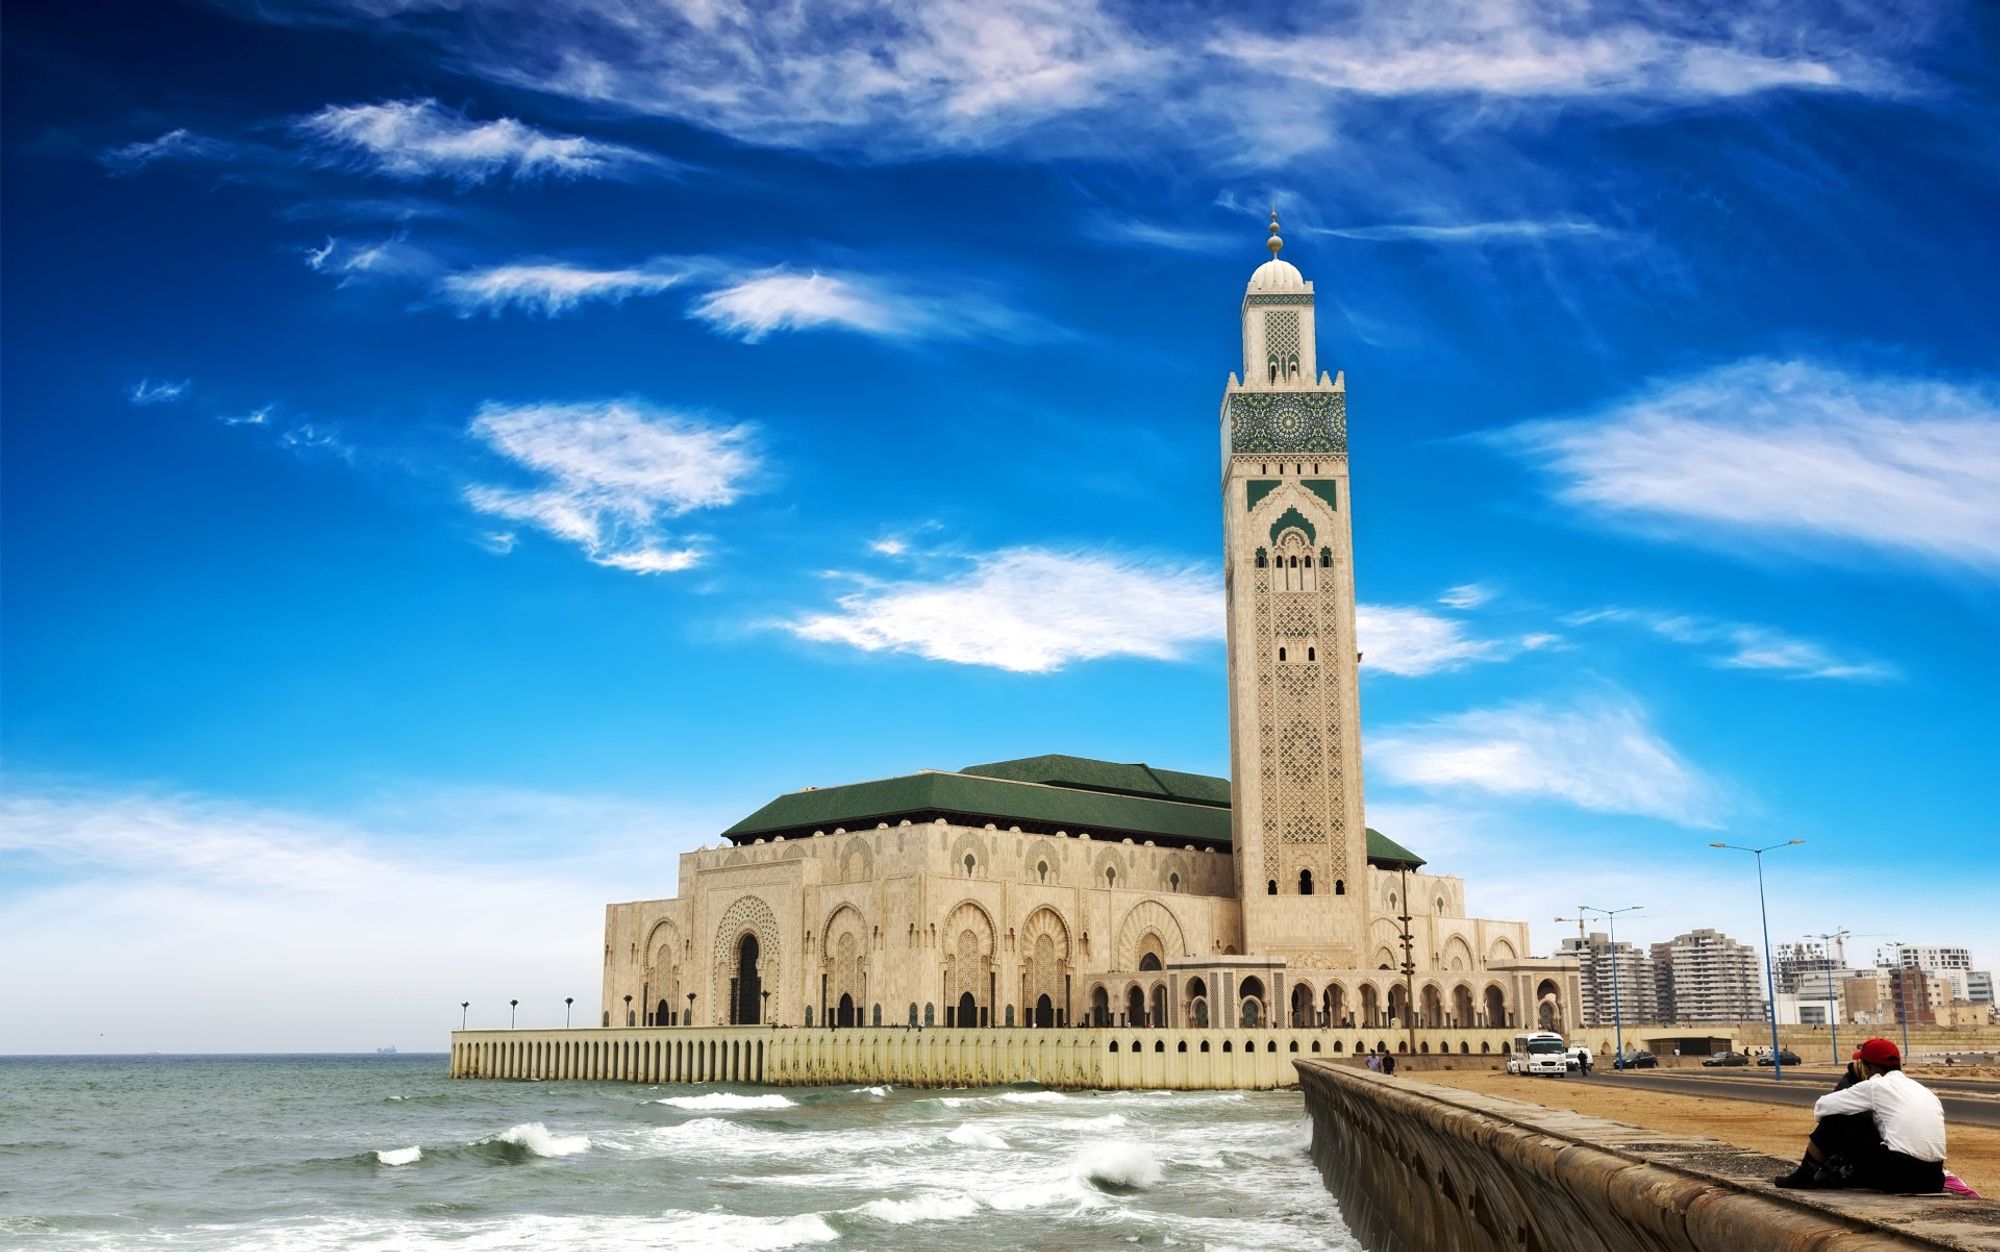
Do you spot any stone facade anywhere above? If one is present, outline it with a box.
[603,818,1568,1036]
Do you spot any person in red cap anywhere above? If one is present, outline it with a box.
[1773,1037,1946,1192]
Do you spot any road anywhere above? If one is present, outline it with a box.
[1574,1070,2000,1129]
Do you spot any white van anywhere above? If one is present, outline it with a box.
[1512,1031,1568,1077]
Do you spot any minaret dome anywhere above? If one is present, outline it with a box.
[1249,208,1304,291]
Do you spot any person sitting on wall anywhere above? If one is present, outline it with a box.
[1773,1038,1946,1193]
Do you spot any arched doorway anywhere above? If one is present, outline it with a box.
[1150,983,1167,1029]
[1240,976,1266,1027]
[956,991,977,1028]
[1360,984,1380,1028]
[733,934,762,1025]
[657,998,670,1026]
[1387,983,1410,1027]
[1484,984,1507,1028]
[1421,984,1444,1028]
[1034,994,1054,1028]
[1323,984,1345,1027]
[1138,951,1163,972]
[1291,983,1315,1027]
[1090,986,1111,1026]
[1453,984,1476,1027]
[1126,985,1147,1026]
[1535,978,1563,1031]
[836,993,856,1028]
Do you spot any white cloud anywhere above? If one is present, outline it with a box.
[1437,582,1492,609]
[1568,608,1894,681]
[128,378,189,405]
[689,271,904,342]
[100,128,237,174]
[1355,605,1502,676]
[1502,361,2000,572]
[1372,690,1719,826]
[295,98,662,182]
[0,778,708,1052]
[1313,219,1610,243]
[465,400,756,573]
[439,261,689,317]
[869,537,910,557]
[789,548,1219,673]
[263,1,1909,160]
[218,406,271,427]
[1087,216,1238,252]
[301,233,439,287]
[792,552,1517,676]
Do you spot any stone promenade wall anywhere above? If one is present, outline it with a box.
[453,1024,1455,1089]
[1294,1060,2000,1251]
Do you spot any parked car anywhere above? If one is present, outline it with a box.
[1702,1051,1750,1067]
[1613,1050,1658,1069]
[1756,1049,1803,1067]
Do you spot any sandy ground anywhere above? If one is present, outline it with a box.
[1412,1069,1998,1195]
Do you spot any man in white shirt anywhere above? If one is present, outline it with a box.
[1773,1037,1946,1193]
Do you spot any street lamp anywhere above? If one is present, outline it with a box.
[687,992,696,1027]
[1710,839,1804,1080]
[1396,864,1418,1057]
[510,998,519,1029]
[460,1001,469,1030]
[565,997,574,1028]
[1579,905,1643,1072]
[1810,929,1851,1067]
[761,988,771,1025]
[623,993,633,1027]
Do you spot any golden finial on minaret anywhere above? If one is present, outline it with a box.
[1267,206,1283,255]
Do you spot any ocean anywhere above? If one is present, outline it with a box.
[0,1054,1359,1250]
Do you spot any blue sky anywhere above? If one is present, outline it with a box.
[3,0,1995,1051]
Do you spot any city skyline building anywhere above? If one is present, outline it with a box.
[1652,928,1766,1023]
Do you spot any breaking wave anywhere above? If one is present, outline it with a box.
[853,1085,891,1097]
[1073,1142,1163,1192]
[483,1122,590,1159]
[654,1093,797,1112]
[374,1146,421,1166]
[854,1194,982,1225]
[996,1090,1068,1105]
[944,1123,1009,1149]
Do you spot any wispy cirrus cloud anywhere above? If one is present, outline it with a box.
[1500,360,2000,573]
[1311,218,1611,243]
[302,232,442,287]
[128,378,189,405]
[439,260,690,317]
[1355,605,1502,676]
[1372,689,1720,827]
[237,0,1917,161]
[1438,583,1493,610]
[464,400,757,574]
[689,268,1057,344]
[99,127,239,174]
[295,98,666,183]
[1567,608,1895,681]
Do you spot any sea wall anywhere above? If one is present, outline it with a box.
[450,1025,1489,1089]
[1294,1060,2000,1252]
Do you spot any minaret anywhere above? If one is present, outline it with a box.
[1220,210,1366,967]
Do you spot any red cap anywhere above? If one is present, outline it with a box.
[1853,1038,1900,1066]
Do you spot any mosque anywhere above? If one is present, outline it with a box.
[598,216,1580,1051]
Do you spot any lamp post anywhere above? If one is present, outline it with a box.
[761,988,771,1026]
[565,997,574,1029]
[687,992,696,1027]
[1710,839,1804,1080]
[623,994,633,1027]
[510,998,519,1029]
[1580,905,1643,1073]
[1810,929,1851,1067]
[460,1001,469,1030]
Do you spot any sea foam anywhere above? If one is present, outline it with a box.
[374,1146,421,1166]
[654,1092,797,1112]
[944,1123,1009,1149]
[1073,1142,1163,1192]
[996,1090,1068,1105]
[491,1122,590,1157]
[856,1193,982,1225]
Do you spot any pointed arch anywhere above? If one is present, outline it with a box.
[1115,899,1188,970]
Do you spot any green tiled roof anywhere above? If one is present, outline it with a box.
[722,755,1424,868]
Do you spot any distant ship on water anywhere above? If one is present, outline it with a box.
[375,1046,397,1055]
